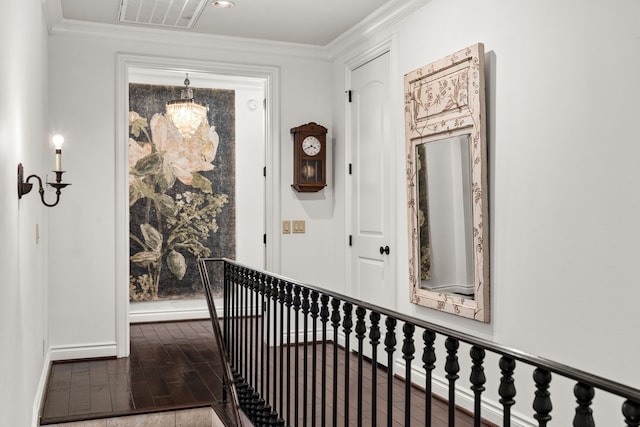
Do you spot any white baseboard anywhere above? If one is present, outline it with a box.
[50,342,117,361]
[32,349,51,427]
[130,299,216,323]
[395,358,536,427]
[130,307,212,323]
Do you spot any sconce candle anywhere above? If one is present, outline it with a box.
[52,134,64,171]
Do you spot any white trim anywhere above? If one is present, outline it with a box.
[115,54,130,358]
[130,308,212,324]
[45,0,425,62]
[326,0,430,60]
[31,349,51,427]
[263,66,281,274]
[50,342,117,361]
[45,10,326,61]
[129,299,224,323]
[115,53,281,358]
[41,0,62,34]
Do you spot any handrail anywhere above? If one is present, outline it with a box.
[197,258,245,426]
[199,257,640,425]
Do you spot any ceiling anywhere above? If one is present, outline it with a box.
[58,0,391,46]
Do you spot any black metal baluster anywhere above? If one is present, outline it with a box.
[248,272,257,420]
[320,295,330,427]
[470,346,486,427]
[310,291,320,427]
[498,356,516,427]
[623,399,640,426]
[243,269,252,411]
[221,263,230,404]
[342,302,353,426]
[227,265,235,400]
[445,337,460,427]
[385,317,397,427]
[237,267,249,408]
[231,266,240,406]
[233,266,240,380]
[402,323,416,427]
[331,298,342,427]
[369,312,381,427]
[423,330,436,427]
[355,307,367,427]
[255,273,266,423]
[267,278,282,425]
[301,288,310,427]
[532,368,552,427]
[572,382,595,427]
[278,280,286,421]
[261,275,272,426]
[223,263,230,364]
[232,266,243,405]
[285,282,293,425]
[293,286,302,426]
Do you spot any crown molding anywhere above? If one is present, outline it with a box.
[326,0,431,60]
[43,0,429,63]
[41,0,63,34]
[43,0,328,61]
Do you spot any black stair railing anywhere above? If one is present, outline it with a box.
[198,258,640,427]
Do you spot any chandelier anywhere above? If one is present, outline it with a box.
[166,74,208,137]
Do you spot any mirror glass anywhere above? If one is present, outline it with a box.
[416,134,474,297]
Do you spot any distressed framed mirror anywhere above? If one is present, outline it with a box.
[404,43,489,322]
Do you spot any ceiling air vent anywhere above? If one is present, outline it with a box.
[118,0,208,29]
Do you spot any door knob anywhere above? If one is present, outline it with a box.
[379,245,390,255]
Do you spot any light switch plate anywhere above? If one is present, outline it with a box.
[292,220,305,233]
[282,220,291,234]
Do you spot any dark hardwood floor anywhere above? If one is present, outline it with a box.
[40,320,236,425]
[40,320,496,426]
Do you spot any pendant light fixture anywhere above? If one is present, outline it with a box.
[166,73,208,137]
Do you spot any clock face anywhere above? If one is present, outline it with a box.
[302,136,321,156]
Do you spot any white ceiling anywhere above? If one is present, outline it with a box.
[58,0,391,46]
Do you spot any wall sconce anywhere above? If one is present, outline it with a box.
[17,134,71,207]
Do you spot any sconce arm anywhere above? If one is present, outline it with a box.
[17,163,70,208]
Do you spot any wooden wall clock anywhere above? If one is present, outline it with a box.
[291,122,327,192]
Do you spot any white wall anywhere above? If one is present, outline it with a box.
[0,1,50,425]
[46,22,334,357]
[329,0,640,423]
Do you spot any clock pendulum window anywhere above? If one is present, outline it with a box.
[291,122,328,192]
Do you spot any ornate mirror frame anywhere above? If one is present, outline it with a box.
[404,43,489,322]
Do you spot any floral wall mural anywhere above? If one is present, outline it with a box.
[128,83,235,301]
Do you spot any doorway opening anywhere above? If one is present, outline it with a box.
[115,55,281,357]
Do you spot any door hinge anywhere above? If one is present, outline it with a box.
[349,235,353,246]
[348,163,352,175]
[346,90,352,103]
[263,166,266,177]
[263,234,267,245]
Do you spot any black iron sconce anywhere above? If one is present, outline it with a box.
[17,134,71,207]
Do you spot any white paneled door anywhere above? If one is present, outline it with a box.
[349,50,396,310]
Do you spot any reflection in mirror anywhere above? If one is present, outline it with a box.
[416,135,473,296]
